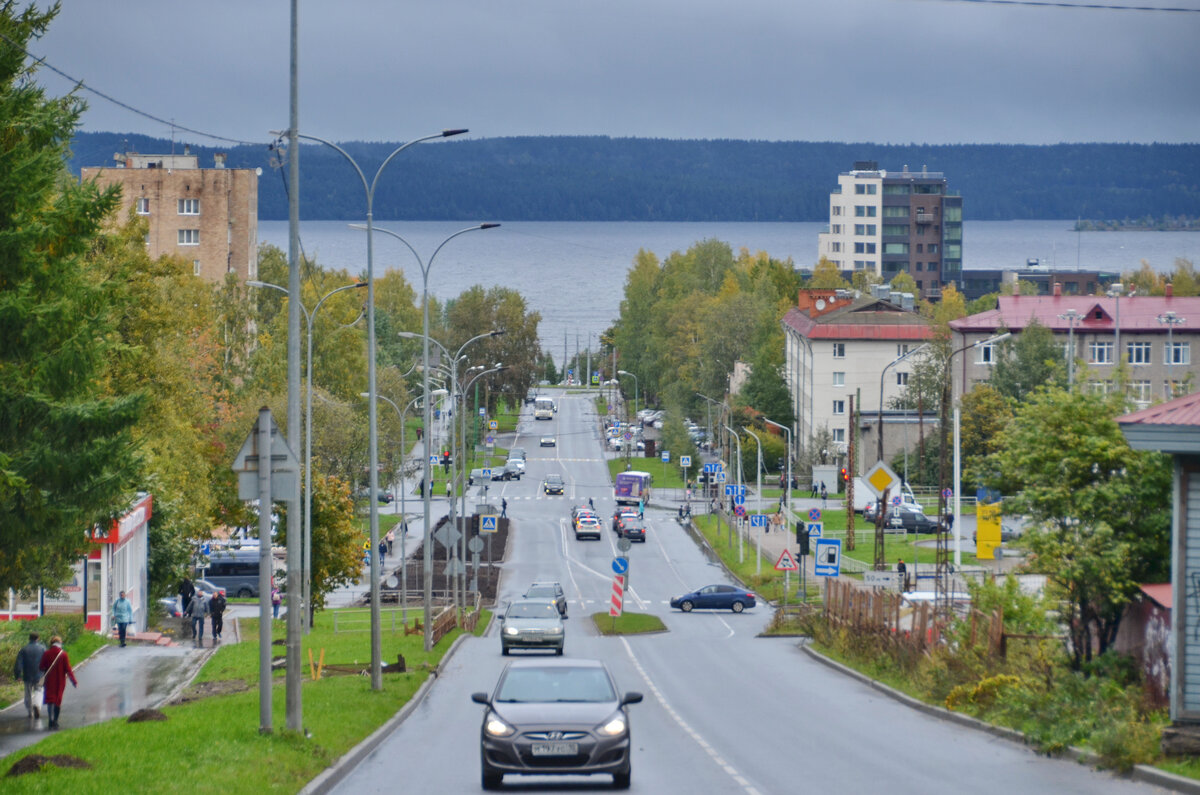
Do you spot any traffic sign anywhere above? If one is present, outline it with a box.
[891,494,902,506]
[863,460,900,499]
[468,536,484,553]
[624,431,633,440]
[479,407,486,416]
[807,507,822,522]
[942,487,954,500]
[617,537,631,552]
[807,521,823,538]
[489,420,498,431]
[774,548,799,572]
[200,542,211,556]
[485,435,495,445]
[430,455,439,465]
[717,472,726,482]
[750,514,768,527]
[681,455,691,467]
[480,514,499,534]
[733,504,746,517]
[661,451,670,463]
[814,538,842,577]
[609,574,625,617]
[732,494,745,506]
[704,462,721,474]
[612,556,629,575]
[481,468,492,479]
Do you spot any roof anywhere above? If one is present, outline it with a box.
[1119,391,1200,453]
[1140,583,1172,610]
[951,295,1200,334]
[783,296,933,342]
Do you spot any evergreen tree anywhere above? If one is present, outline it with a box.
[0,4,144,593]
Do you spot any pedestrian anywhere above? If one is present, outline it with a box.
[638,499,644,520]
[588,497,594,512]
[418,478,425,497]
[209,589,227,641]
[386,528,396,549]
[178,576,196,637]
[271,587,282,620]
[501,498,508,518]
[112,590,134,647]
[896,558,909,592]
[678,505,684,519]
[811,481,819,498]
[38,636,77,730]
[446,481,452,499]
[187,589,208,643]
[791,476,798,491]
[820,483,828,507]
[13,631,46,719]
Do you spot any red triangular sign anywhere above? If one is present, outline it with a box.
[775,549,798,571]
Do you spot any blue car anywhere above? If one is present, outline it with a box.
[670,584,756,613]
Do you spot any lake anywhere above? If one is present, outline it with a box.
[259,220,1197,360]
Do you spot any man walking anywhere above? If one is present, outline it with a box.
[209,589,227,641]
[13,631,46,718]
[501,497,508,518]
[186,589,208,645]
[112,590,134,647]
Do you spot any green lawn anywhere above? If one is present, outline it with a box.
[591,611,667,635]
[0,609,489,794]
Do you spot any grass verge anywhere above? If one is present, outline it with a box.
[0,608,489,794]
[591,611,667,635]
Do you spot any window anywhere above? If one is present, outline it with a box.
[915,262,923,271]
[830,242,842,253]
[897,344,912,356]
[928,243,939,253]
[178,198,199,215]
[855,242,865,254]
[832,399,845,415]
[193,259,201,276]
[1168,341,1191,365]
[855,224,866,236]
[1127,341,1152,365]
[866,243,876,254]
[831,206,843,216]
[883,206,909,218]
[883,184,910,195]
[882,224,908,236]
[977,341,999,365]
[854,205,877,217]
[1128,380,1152,403]
[1089,380,1114,395]
[832,343,845,358]
[178,229,200,246]
[831,224,842,234]
[883,243,908,255]
[1089,340,1114,365]
[832,428,846,443]
[896,372,909,386]
[832,372,845,387]
[136,197,150,215]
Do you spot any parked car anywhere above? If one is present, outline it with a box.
[540,435,557,447]
[508,447,528,461]
[617,519,647,542]
[354,487,395,504]
[507,457,526,474]
[864,493,921,523]
[499,599,565,655]
[884,505,938,534]
[471,657,642,789]
[469,468,488,486]
[973,523,1023,545]
[524,582,568,617]
[543,474,565,495]
[670,584,757,613]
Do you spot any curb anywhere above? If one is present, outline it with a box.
[801,643,1200,792]
[299,627,475,795]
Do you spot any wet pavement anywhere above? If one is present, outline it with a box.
[0,641,212,758]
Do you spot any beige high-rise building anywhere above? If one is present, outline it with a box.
[82,149,258,283]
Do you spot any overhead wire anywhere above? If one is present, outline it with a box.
[929,0,1200,11]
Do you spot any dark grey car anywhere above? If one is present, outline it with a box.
[500,599,565,655]
[472,658,643,790]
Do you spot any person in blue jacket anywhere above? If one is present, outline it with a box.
[112,591,134,647]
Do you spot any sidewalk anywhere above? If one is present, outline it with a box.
[0,637,214,759]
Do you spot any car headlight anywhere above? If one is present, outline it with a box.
[485,712,516,738]
[504,626,519,636]
[596,713,627,737]
[546,626,563,635]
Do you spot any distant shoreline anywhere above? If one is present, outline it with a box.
[1075,218,1200,233]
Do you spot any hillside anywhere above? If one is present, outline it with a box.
[69,133,1200,223]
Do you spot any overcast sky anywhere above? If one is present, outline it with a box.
[29,0,1200,147]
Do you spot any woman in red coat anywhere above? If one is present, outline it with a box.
[38,635,77,729]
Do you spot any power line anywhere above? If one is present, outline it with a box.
[1,33,267,146]
[934,0,1200,11]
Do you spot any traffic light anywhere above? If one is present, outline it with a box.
[795,523,810,555]
[840,467,848,483]
[442,450,450,473]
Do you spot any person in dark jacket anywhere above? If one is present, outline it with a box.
[209,590,227,641]
[178,577,196,638]
[39,636,77,729]
[186,591,208,644]
[13,632,46,718]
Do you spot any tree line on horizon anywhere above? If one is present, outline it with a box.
[69,132,1200,224]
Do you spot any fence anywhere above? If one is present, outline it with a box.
[334,591,480,646]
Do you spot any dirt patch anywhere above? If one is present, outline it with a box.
[7,754,93,777]
[170,678,252,705]
[127,708,168,723]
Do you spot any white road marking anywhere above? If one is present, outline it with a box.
[620,637,761,795]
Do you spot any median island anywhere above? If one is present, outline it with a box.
[591,611,668,635]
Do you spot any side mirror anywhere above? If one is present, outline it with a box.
[471,692,490,705]
[621,692,644,706]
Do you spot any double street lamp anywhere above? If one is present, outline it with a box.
[356,223,500,652]
[248,278,367,634]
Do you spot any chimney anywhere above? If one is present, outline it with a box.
[214,152,227,169]
[1053,282,1062,297]
[1013,281,1020,297]
[1167,282,1174,297]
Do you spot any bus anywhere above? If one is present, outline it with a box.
[614,471,652,507]
[534,396,555,420]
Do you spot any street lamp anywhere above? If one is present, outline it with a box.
[248,278,367,634]
[277,127,468,690]
[743,426,764,576]
[877,344,929,464]
[365,389,447,625]
[762,417,793,515]
[1058,308,1081,386]
[355,222,500,652]
[458,363,505,599]
[1158,310,1185,400]
[617,370,639,419]
[1108,282,1131,366]
[723,424,743,561]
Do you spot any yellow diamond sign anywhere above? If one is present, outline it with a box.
[864,460,900,499]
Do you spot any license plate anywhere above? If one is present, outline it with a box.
[531,742,578,756]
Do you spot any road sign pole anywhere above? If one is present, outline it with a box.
[256,408,273,734]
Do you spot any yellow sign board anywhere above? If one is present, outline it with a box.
[864,460,899,499]
[976,502,1002,560]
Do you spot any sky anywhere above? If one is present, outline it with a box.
[25,0,1200,148]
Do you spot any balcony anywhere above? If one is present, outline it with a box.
[915,212,936,225]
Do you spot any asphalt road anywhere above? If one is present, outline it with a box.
[329,388,1164,794]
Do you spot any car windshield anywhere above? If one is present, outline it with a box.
[495,666,617,703]
[526,586,557,598]
[506,601,559,619]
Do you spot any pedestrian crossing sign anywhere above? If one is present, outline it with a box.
[480,514,499,534]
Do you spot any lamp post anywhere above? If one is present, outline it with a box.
[355,223,500,651]
[1108,282,1129,366]
[1058,308,1081,386]
[743,426,764,576]
[1159,310,1185,400]
[366,389,446,625]
[696,392,725,456]
[249,279,367,635]
[617,370,639,420]
[459,364,505,599]
[723,424,743,561]
[877,344,929,464]
[763,417,793,515]
[279,127,469,690]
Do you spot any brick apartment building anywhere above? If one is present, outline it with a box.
[82,149,258,283]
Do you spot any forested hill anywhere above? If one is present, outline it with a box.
[69,133,1199,223]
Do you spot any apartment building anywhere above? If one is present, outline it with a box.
[782,288,935,473]
[816,161,963,300]
[82,149,258,283]
[949,284,1200,408]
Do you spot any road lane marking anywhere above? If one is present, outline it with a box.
[619,637,761,795]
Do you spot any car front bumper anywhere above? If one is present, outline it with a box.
[481,730,631,777]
